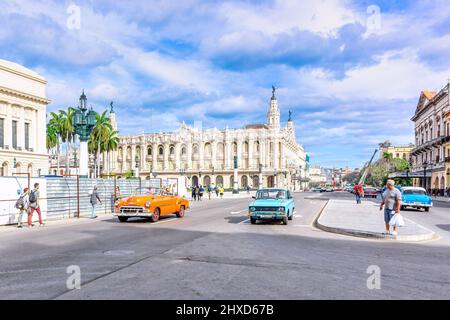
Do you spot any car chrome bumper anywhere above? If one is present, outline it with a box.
[249,212,287,219]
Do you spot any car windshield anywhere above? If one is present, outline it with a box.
[403,189,427,195]
[134,187,161,195]
[256,189,287,199]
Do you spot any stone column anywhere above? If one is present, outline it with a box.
[199,141,205,171]
[248,138,254,170]
[175,142,181,171]
[152,142,157,173]
[163,142,169,171]
[187,142,192,170]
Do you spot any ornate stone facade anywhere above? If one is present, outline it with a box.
[108,92,309,190]
[411,84,450,194]
[0,59,49,177]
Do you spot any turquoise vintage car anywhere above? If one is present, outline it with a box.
[248,188,295,225]
[400,187,433,212]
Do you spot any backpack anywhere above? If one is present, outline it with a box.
[29,190,37,203]
[15,196,25,209]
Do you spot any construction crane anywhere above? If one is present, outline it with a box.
[358,149,378,185]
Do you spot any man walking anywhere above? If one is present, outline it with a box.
[380,180,402,235]
[90,185,102,219]
[353,184,363,204]
[16,187,29,228]
[28,183,44,227]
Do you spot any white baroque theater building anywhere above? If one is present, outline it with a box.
[0,59,49,177]
[108,91,309,190]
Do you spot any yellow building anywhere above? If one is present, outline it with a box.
[379,142,414,162]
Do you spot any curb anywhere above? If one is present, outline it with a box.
[313,201,438,242]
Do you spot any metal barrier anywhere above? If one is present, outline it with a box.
[0,176,166,225]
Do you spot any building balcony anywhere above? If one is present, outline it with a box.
[117,157,123,163]
[445,156,450,163]
[146,156,153,162]
[412,136,449,155]
[126,156,132,162]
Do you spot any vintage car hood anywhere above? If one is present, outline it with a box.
[250,199,289,206]
[120,194,164,206]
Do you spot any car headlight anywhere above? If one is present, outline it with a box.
[250,206,256,212]
[114,201,119,206]
[278,207,285,212]
[145,201,151,208]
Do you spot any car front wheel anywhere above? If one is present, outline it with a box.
[176,205,185,218]
[118,216,128,223]
[250,217,257,224]
[282,217,288,225]
[288,211,293,220]
[151,208,160,222]
[424,207,430,212]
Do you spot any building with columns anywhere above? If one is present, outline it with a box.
[0,59,49,177]
[411,84,450,195]
[108,90,309,190]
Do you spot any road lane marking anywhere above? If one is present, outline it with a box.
[230,209,247,215]
[238,218,250,225]
[153,217,178,225]
[294,224,311,227]
[294,214,303,218]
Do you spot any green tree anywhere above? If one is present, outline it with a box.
[58,107,75,174]
[48,111,62,174]
[103,129,119,176]
[89,111,112,178]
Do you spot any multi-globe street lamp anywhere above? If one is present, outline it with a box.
[73,90,97,178]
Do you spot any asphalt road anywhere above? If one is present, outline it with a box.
[0,192,449,300]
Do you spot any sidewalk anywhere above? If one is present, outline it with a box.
[432,196,450,203]
[315,199,437,242]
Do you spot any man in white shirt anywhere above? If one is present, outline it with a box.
[380,180,402,235]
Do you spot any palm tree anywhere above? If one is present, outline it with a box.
[90,111,112,178]
[103,129,119,176]
[58,107,75,174]
[48,112,62,174]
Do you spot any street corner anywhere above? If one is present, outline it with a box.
[315,199,437,242]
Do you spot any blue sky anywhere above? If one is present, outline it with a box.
[2,0,450,168]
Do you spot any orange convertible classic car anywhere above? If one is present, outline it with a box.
[114,187,190,223]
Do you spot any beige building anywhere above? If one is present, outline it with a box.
[108,91,309,190]
[309,165,327,185]
[411,85,450,194]
[379,141,414,161]
[0,59,49,177]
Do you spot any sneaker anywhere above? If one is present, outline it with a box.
[91,216,98,219]
[17,225,22,228]
[391,231,398,236]
[39,223,45,227]
[382,231,389,235]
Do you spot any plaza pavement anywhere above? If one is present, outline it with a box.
[316,199,437,242]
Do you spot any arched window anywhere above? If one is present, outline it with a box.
[181,145,187,155]
[158,145,164,156]
[243,141,249,154]
[204,143,212,157]
[1,162,8,176]
[170,145,175,155]
[147,147,152,156]
[255,141,260,153]
[217,143,224,156]
[241,175,248,188]
[216,175,224,187]
[232,142,237,155]
[192,144,199,155]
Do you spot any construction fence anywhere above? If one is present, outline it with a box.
[0,176,170,225]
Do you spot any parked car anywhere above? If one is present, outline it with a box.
[114,187,190,222]
[248,188,295,225]
[312,186,323,192]
[324,187,334,192]
[363,187,378,198]
[400,187,433,212]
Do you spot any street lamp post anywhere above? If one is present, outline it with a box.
[273,169,278,188]
[73,90,96,178]
[258,163,263,190]
[233,155,239,194]
[135,155,140,178]
[423,161,428,192]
